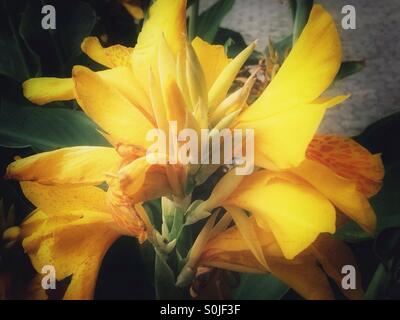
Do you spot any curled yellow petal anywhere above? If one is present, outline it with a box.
[291,159,377,234]
[81,37,133,68]
[6,147,121,185]
[307,135,384,197]
[23,77,74,106]
[109,156,174,203]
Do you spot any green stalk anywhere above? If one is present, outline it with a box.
[188,0,199,41]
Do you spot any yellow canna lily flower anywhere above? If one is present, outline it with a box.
[199,214,364,300]
[233,5,347,170]
[17,181,152,299]
[5,0,384,300]
[200,134,383,260]
[11,0,251,216]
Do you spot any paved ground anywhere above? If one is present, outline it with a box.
[202,0,400,135]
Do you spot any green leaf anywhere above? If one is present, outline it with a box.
[232,273,289,300]
[355,112,400,169]
[334,221,370,242]
[168,207,185,241]
[214,27,262,63]
[0,102,109,152]
[18,1,97,76]
[188,0,199,41]
[268,34,293,63]
[57,1,97,64]
[335,61,365,81]
[374,227,400,262]
[143,199,162,230]
[196,0,235,43]
[154,251,182,299]
[365,262,390,300]
[292,0,313,45]
[0,0,39,81]
[336,112,400,241]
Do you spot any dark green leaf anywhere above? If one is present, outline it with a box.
[268,34,293,63]
[0,0,39,81]
[143,198,162,230]
[0,102,109,152]
[169,208,185,241]
[334,112,400,242]
[215,27,263,63]
[334,221,370,242]
[365,262,390,299]
[292,0,313,45]
[232,273,289,300]
[197,0,235,43]
[18,1,97,76]
[335,61,365,81]
[374,227,400,262]
[355,111,400,169]
[154,252,182,299]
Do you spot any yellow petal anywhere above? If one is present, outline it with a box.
[241,4,341,120]
[226,171,336,259]
[20,182,110,216]
[185,42,208,127]
[201,248,266,274]
[208,41,256,111]
[312,234,364,300]
[6,147,121,185]
[225,205,268,268]
[120,0,144,20]
[307,135,384,197]
[192,37,230,91]
[22,208,119,300]
[202,168,245,211]
[268,259,334,300]
[204,216,279,257]
[201,213,336,300]
[238,95,348,169]
[72,65,154,147]
[23,68,153,112]
[131,0,187,88]
[23,77,74,105]
[291,158,377,234]
[98,67,153,118]
[109,156,174,203]
[210,74,255,126]
[157,37,190,131]
[81,37,133,68]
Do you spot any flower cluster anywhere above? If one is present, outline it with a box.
[5,0,383,299]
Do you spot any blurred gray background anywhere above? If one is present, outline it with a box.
[202,0,400,135]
